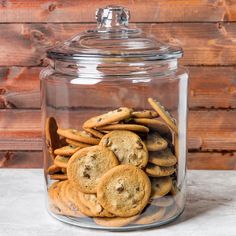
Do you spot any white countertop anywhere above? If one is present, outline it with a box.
[0,169,235,236]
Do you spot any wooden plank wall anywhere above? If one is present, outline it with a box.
[0,0,236,169]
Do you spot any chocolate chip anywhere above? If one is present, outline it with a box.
[116,182,124,193]
[54,206,62,212]
[104,138,112,147]
[90,154,97,159]
[85,165,91,170]
[129,153,137,160]
[136,187,140,191]
[132,198,138,204]
[70,203,78,211]
[136,139,143,149]
[83,171,90,179]
[116,185,124,193]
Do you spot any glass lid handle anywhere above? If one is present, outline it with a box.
[96,5,130,29]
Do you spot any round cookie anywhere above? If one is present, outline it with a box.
[45,117,61,159]
[150,176,172,200]
[47,165,61,175]
[67,145,118,193]
[99,130,148,168]
[145,163,175,177]
[133,118,170,135]
[49,173,68,180]
[151,196,174,207]
[144,131,168,152]
[97,165,151,217]
[54,155,70,168]
[83,107,132,128]
[78,192,114,217]
[97,124,149,133]
[94,215,139,227]
[55,180,84,217]
[132,110,158,118]
[149,148,177,167]
[54,145,81,156]
[134,206,166,225]
[58,180,86,217]
[57,129,100,145]
[84,128,104,139]
[66,138,92,148]
[148,98,178,133]
[64,181,97,217]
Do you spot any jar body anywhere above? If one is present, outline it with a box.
[41,59,188,230]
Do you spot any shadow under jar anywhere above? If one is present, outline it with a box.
[40,5,188,231]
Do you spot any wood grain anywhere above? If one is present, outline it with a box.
[1,23,236,66]
[0,109,235,151]
[188,151,236,170]
[0,67,40,108]
[0,151,43,168]
[0,0,236,23]
[1,66,236,109]
[1,150,236,170]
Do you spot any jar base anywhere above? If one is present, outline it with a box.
[47,207,184,232]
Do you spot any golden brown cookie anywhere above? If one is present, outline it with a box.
[84,128,104,139]
[78,192,114,217]
[64,181,98,217]
[54,155,70,168]
[83,107,132,128]
[67,145,118,193]
[55,180,85,217]
[151,196,174,207]
[48,181,61,203]
[97,124,149,133]
[148,148,177,167]
[97,165,151,217]
[94,215,139,227]
[133,118,170,135]
[134,206,166,224]
[45,117,61,159]
[100,130,148,168]
[47,165,61,175]
[48,181,64,213]
[49,173,68,180]
[144,131,168,152]
[54,145,81,156]
[145,163,175,177]
[150,177,172,200]
[132,110,158,118]
[148,98,178,133]
[66,138,92,148]
[57,129,100,145]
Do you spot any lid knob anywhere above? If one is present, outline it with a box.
[96,5,130,29]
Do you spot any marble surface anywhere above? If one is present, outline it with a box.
[0,169,236,236]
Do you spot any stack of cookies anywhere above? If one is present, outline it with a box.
[46,98,180,227]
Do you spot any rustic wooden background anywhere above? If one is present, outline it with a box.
[0,0,236,169]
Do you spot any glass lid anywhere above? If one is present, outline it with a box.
[47,5,182,61]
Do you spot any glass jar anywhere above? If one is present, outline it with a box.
[41,5,188,231]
